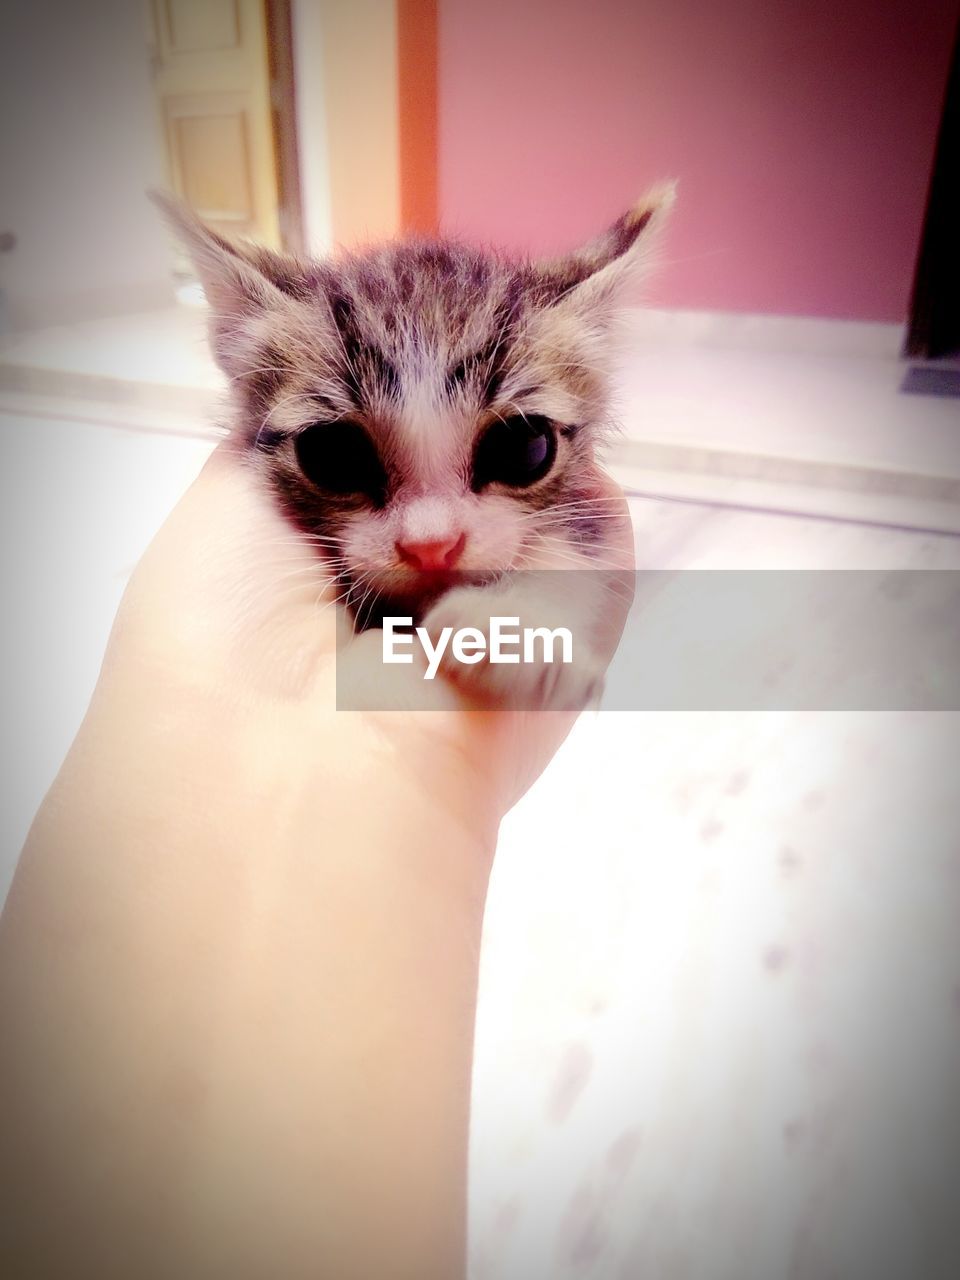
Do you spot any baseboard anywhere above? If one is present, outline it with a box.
[620,307,905,358]
[0,362,221,422]
[606,445,960,537]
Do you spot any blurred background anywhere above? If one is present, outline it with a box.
[1,0,958,327]
[2,3,960,1278]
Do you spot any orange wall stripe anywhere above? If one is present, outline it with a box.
[397,0,438,236]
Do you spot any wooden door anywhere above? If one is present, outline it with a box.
[149,0,281,258]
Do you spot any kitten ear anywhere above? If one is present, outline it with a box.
[536,181,676,313]
[149,190,302,376]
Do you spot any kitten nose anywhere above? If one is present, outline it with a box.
[396,532,467,572]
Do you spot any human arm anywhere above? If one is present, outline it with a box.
[0,442,632,1279]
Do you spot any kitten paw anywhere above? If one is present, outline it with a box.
[420,585,604,711]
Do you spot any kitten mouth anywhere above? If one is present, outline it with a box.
[346,569,499,631]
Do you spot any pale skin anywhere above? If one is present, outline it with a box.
[0,442,633,1279]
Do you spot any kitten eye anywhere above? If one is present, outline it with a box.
[472,414,557,490]
[294,421,387,503]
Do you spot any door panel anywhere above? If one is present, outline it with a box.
[166,96,255,230]
[150,0,280,253]
[158,0,241,54]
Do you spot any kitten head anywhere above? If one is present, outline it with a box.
[154,186,673,624]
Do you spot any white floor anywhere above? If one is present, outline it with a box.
[2,313,959,1279]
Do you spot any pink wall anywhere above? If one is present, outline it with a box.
[438,0,957,321]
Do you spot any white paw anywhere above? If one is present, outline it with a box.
[420,584,605,710]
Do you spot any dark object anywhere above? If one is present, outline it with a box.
[905,16,960,360]
[471,415,557,490]
[901,365,960,397]
[295,422,388,505]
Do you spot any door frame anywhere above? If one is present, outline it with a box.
[265,0,305,254]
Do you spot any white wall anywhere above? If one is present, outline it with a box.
[289,0,399,252]
[0,0,174,332]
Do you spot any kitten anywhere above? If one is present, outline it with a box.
[154,186,673,708]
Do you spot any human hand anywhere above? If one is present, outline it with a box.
[98,438,634,831]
